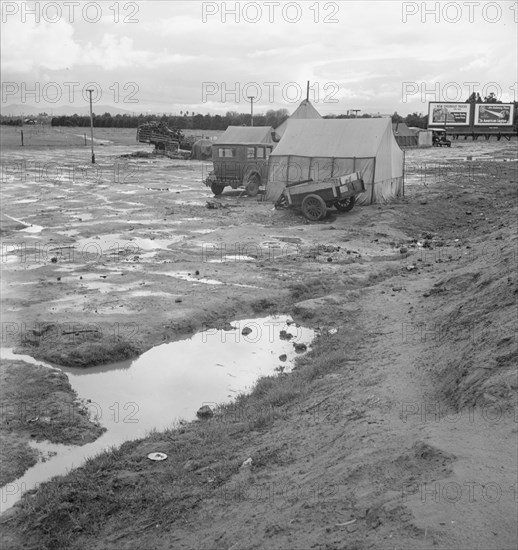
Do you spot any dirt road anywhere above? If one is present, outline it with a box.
[0,136,516,549]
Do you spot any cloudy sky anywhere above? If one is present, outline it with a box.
[1,1,517,117]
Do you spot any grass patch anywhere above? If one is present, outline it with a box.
[17,324,141,368]
[288,277,333,300]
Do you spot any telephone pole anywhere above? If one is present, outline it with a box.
[248,96,255,127]
[87,89,95,164]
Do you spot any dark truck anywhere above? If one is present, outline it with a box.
[137,121,183,154]
[431,129,452,147]
[204,126,277,196]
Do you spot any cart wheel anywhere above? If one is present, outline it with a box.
[334,196,356,212]
[275,195,288,210]
[301,194,327,221]
[245,172,261,197]
[211,182,225,196]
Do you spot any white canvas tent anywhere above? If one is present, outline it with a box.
[275,99,322,138]
[392,122,419,147]
[265,118,404,205]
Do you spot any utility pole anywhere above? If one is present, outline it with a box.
[87,89,95,164]
[248,96,255,127]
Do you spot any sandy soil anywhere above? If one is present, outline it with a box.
[0,132,516,549]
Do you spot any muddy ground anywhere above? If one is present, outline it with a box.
[0,130,517,549]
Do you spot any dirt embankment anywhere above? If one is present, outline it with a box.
[0,142,516,549]
[0,360,105,486]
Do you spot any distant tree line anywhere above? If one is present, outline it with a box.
[0,117,23,126]
[3,95,516,129]
[465,91,502,104]
[44,109,291,130]
[390,112,428,128]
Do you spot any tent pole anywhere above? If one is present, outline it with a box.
[371,158,377,204]
[306,81,310,101]
[402,150,406,196]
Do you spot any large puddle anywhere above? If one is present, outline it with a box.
[0,315,314,512]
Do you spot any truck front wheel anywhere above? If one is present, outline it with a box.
[211,182,225,196]
[245,173,261,197]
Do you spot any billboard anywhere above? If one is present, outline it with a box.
[428,102,471,126]
[474,103,514,126]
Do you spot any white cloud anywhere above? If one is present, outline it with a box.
[81,34,151,69]
[1,19,80,72]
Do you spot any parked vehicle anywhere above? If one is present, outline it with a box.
[275,172,365,221]
[432,129,452,147]
[205,143,274,196]
[136,121,183,155]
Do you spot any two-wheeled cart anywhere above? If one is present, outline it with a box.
[275,171,365,221]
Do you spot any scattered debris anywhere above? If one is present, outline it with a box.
[240,457,253,468]
[335,519,356,527]
[147,452,167,461]
[196,405,214,419]
[119,151,155,159]
[319,244,340,253]
[206,200,226,209]
[183,459,199,471]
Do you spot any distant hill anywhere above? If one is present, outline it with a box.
[1,104,143,117]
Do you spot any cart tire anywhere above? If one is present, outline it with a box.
[244,172,261,197]
[275,195,288,210]
[302,194,327,221]
[211,182,225,196]
[334,196,356,212]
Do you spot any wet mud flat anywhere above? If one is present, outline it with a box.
[1,137,517,549]
[0,315,315,511]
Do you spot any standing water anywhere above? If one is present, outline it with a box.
[0,316,314,512]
